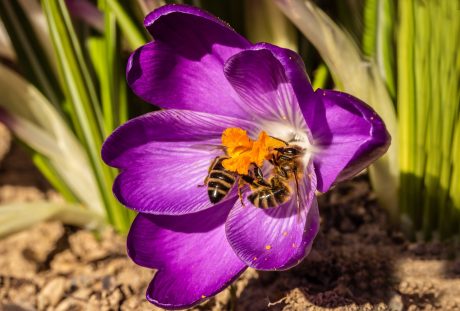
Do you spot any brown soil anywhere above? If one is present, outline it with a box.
[0,142,459,311]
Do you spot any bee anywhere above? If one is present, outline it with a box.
[270,145,306,182]
[247,145,306,210]
[201,156,237,204]
[247,175,291,208]
[195,140,306,209]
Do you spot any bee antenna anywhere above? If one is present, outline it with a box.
[269,136,288,146]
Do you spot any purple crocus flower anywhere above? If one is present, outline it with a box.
[101,4,390,309]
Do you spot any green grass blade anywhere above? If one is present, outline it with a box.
[396,0,459,239]
[0,21,15,60]
[32,153,79,203]
[376,0,395,98]
[450,121,460,236]
[437,1,460,238]
[412,0,430,235]
[396,0,415,232]
[244,0,297,51]
[362,0,377,57]
[363,0,396,97]
[0,64,104,215]
[92,0,127,132]
[106,0,147,49]
[42,0,132,233]
[312,63,329,90]
[0,1,62,108]
[0,201,105,238]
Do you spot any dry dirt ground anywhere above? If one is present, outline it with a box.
[0,136,459,311]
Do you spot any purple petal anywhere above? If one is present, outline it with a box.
[144,4,248,49]
[127,200,247,309]
[127,4,251,118]
[112,143,225,215]
[305,89,391,192]
[223,47,307,131]
[102,109,257,166]
[253,43,315,114]
[225,164,319,270]
[102,109,258,214]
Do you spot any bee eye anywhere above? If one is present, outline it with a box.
[285,148,299,155]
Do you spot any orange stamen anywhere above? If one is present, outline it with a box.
[221,128,253,156]
[221,127,286,174]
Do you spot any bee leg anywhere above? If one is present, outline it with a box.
[253,165,263,179]
[237,178,246,207]
[293,169,302,223]
[198,156,220,187]
[270,154,279,167]
[252,165,266,186]
[270,154,275,165]
[239,174,263,207]
[250,163,271,187]
[197,176,208,187]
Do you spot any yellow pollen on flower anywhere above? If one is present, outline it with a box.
[221,128,253,156]
[201,295,206,299]
[221,154,253,175]
[282,231,288,237]
[221,128,286,175]
[265,245,272,250]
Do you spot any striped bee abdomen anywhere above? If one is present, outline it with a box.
[206,157,236,204]
[248,181,290,209]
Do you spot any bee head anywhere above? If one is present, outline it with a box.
[275,146,305,156]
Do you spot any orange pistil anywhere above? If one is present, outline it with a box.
[221,128,286,175]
